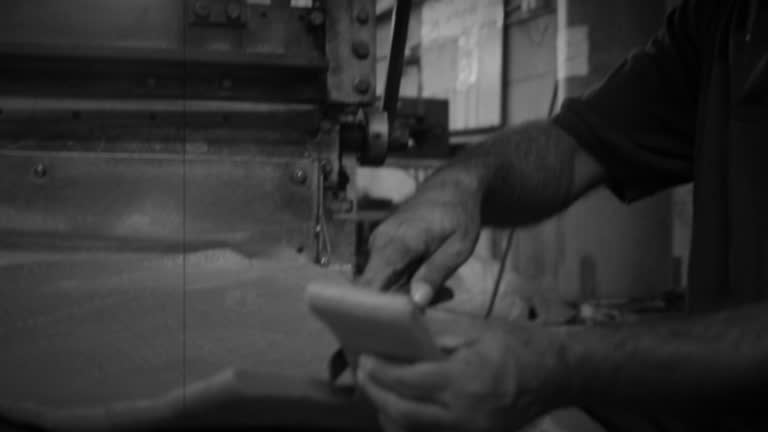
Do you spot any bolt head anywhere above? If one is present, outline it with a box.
[351,40,371,59]
[291,168,307,185]
[354,78,371,94]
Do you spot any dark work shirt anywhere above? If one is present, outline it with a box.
[553,0,768,313]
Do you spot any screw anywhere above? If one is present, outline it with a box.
[355,8,370,24]
[309,9,325,26]
[291,168,308,185]
[32,163,47,179]
[193,1,211,18]
[220,78,233,90]
[226,2,242,20]
[146,77,157,88]
[354,77,371,94]
[351,40,370,59]
[319,256,330,266]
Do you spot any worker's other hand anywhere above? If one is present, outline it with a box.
[356,318,568,432]
[359,172,483,307]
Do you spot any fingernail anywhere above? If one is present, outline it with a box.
[411,281,432,306]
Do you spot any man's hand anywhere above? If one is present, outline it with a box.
[358,122,601,307]
[359,170,484,307]
[356,316,569,432]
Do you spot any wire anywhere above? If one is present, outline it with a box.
[484,230,515,319]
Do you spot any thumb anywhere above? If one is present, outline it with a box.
[410,234,473,307]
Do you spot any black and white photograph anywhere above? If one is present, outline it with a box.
[0,0,764,431]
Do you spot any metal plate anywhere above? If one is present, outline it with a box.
[0,0,325,66]
[326,0,377,104]
[0,150,315,257]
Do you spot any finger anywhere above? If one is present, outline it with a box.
[357,365,453,431]
[359,227,421,291]
[359,355,449,402]
[410,234,474,307]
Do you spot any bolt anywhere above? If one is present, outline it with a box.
[146,77,157,88]
[309,9,325,26]
[220,78,233,90]
[193,1,211,18]
[32,163,47,179]
[354,77,371,94]
[226,2,242,20]
[291,168,308,185]
[314,225,323,235]
[319,256,330,266]
[351,40,370,59]
[355,8,370,24]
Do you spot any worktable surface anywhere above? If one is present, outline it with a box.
[0,247,379,430]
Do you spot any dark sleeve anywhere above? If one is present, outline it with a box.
[552,0,714,203]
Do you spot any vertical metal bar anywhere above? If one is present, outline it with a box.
[381,0,412,116]
[313,159,324,264]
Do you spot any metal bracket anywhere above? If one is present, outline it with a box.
[325,0,376,104]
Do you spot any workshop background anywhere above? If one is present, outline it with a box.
[0,0,692,431]
[365,0,692,323]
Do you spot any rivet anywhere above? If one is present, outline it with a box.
[320,159,333,177]
[351,40,370,59]
[32,163,47,179]
[226,2,242,20]
[193,1,211,18]
[309,9,325,26]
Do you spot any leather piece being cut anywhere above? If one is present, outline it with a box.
[326,286,455,384]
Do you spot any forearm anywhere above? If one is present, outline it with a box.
[422,120,604,227]
[559,302,768,414]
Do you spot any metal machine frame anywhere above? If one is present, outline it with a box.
[0,0,448,270]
